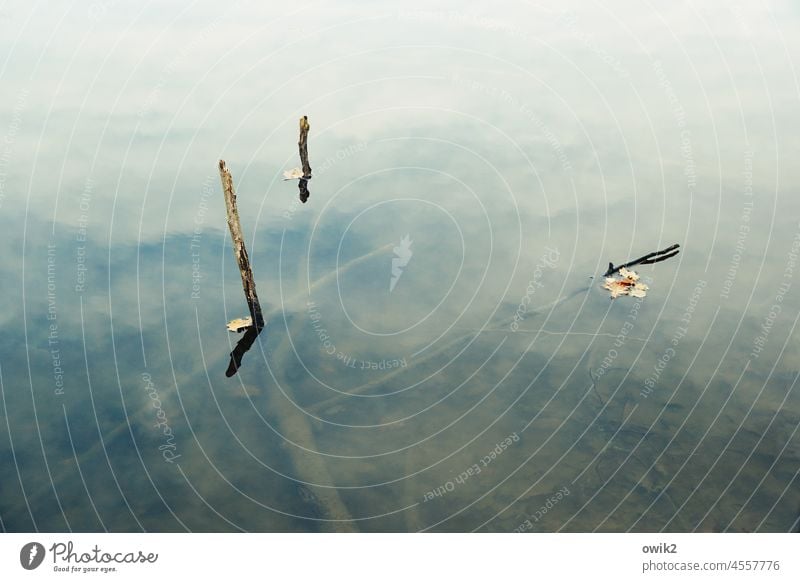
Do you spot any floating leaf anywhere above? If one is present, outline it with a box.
[604,277,630,298]
[603,269,648,299]
[283,167,304,180]
[227,316,253,332]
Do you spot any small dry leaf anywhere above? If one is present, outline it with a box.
[603,269,648,299]
[227,316,253,332]
[604,278,630,298]
[283,167,304,180]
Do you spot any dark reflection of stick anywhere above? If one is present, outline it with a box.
[219,160,265,377]
[226,326,261,378]
[603,244,680,277]
[297,116,311,203]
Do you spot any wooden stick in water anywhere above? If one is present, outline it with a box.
[603,243,680,277]
[297,116,312,203]
[219,160,265,377]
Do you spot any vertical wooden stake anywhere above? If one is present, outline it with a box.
[297,116,311,203]
[219,159,265,377]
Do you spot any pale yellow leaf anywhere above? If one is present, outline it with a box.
[227,316,253,332]
[283,167,303,180]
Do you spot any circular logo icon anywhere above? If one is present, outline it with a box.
[20,542,45,570]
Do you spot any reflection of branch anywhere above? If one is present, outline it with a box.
[219,160,265,377]
[297,116,311,203]
[604,244,680,277]
[298,179,310,204]
[226,326,261,378]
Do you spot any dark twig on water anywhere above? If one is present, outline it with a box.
[219,160,265,377]
[297,116,311,203]
[603,244,680,277]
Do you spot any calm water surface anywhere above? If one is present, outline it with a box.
[1,1,799,531]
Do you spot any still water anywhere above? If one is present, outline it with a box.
[1,1,799,531]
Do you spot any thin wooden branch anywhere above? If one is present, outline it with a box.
[603,243,680,277]
[298,115,311,177]
[219,159,265,377]
[297,115,311,203]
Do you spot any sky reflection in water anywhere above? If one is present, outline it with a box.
[1,0,799,532]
